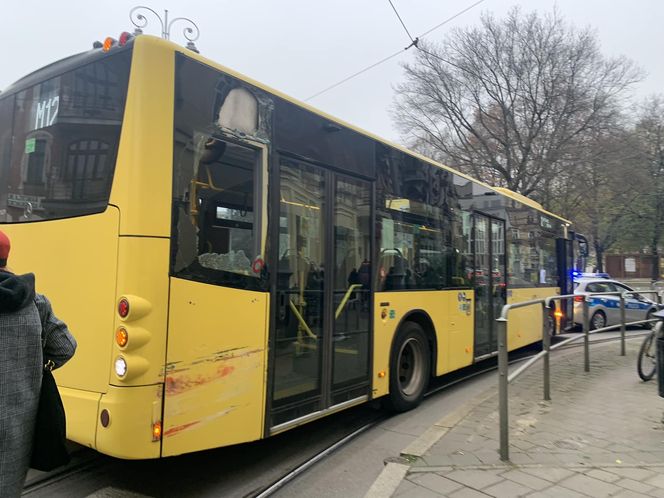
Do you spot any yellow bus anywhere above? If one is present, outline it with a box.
[0,33,576,459]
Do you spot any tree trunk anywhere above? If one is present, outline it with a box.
[652,242,661,282]
[594,242,604,273]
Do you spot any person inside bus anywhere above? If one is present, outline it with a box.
[0,230,77,497]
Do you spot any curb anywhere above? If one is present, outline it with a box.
[363,338,645,498]
[363,387,497,498]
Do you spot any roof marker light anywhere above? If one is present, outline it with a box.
[102,37,117,52]
[118,32,133,47]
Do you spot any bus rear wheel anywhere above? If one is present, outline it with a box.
[385,321,430,412]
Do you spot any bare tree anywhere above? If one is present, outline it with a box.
[392,8,642,200]
[569,127,644,272]
[630,96,664,280]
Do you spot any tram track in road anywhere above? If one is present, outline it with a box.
[22,449,101,496]
[22,330,649,497]
[250,344,543,497]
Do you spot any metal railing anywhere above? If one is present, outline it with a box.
[497,289,663,461]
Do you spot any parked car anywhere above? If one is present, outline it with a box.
[573,278,661,330]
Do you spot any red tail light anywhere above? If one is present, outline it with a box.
[118,298,130,318]
[574,295,584,303]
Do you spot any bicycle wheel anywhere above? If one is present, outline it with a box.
[637,332,657,381]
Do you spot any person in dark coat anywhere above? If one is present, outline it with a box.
[0,230,76,497]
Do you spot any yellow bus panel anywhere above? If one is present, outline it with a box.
[110,36,173,238]
[372,291,475,398]
[162,279,269,456]
[3,209,120,394]
[60,387,101,450]
[96,384,163,459]
[508,287,559,349]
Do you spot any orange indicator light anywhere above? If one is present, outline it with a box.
[152,421,162,441]
[116,327,128,348]
[378,371,386,378]
[554,310,564,318]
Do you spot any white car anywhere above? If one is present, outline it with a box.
[573,278,660,330]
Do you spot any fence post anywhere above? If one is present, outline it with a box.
[542,301,551,401]
[619,294,626,356]
[497,316,509,462]
[583,297,590,372]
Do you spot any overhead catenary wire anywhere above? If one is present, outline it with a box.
[305,0,486,102]
[388,0,416,44]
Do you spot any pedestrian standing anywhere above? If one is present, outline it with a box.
[0,230,77,497]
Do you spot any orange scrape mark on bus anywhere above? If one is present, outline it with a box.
[165,364,236,396]
[163,420,200,437]
[163,348,263,376]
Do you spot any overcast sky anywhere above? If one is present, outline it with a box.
[2,1,662,141]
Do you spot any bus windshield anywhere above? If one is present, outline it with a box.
[0,50,132,222]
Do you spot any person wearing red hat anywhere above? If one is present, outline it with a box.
[0,230,76,497]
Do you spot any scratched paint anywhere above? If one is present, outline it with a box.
[165,364,236,396]
[163,407,238,437]
[161,347,262,378]
[162,347,262,375]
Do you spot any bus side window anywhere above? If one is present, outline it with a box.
[175,133,264,283]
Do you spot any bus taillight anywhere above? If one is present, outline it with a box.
[118,298,130,318]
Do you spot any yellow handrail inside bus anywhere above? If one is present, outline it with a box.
[189,168,225,219]
[288,299,316,339]
[335,284,363,320]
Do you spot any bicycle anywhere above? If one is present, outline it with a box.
[638,318,663,381]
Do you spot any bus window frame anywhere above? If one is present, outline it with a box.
[173,132,269,288]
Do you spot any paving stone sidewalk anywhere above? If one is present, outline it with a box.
[392,339,664,497]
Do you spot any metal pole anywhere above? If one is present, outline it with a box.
[619,294,626,356]
[542,302,551,401]
[163,9,169,39]
[583,298,590,372]
[497,317,509,461]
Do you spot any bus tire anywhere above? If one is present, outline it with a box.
[385,321,431,412]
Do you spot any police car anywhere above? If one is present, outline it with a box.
[573,277,660,330]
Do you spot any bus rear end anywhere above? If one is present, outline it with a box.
[0,36,172,458]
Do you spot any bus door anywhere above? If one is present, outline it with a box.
[473,213,506,358]
[269,157,372,430]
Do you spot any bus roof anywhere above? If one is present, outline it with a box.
[0,40,135,98]
[3,34,570,225]
[160,36,570,224]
